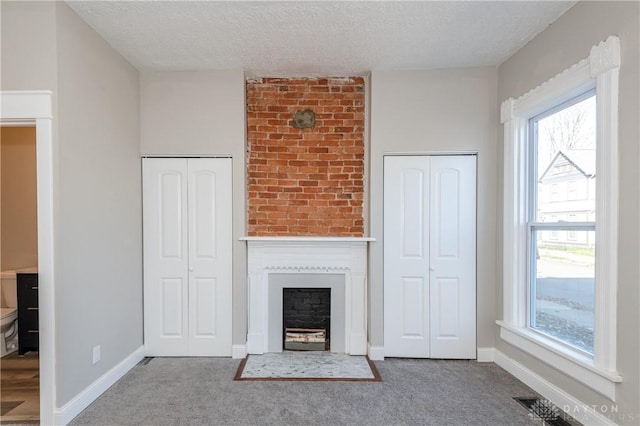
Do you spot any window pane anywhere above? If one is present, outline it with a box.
[535,95,596,223]
[531,230,595,354]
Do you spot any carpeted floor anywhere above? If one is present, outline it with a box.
[71,357,542,425]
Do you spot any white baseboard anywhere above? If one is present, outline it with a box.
[494,350,617,426]
[368,345,384,361]
[477,347,495,362]
[232,344,247,359]
[54,346,144,425]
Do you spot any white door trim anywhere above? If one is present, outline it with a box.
[1,91,55,425]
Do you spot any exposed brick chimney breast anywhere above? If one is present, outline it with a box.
[247,77,365,236]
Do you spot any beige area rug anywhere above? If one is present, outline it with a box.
[234,352,382,382]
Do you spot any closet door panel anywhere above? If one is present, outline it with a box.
[429,155,476,359]
[187,158,232,356]
[161,278,185,336]
[143,158,189,356]
[192,277,217,336]
[383,156,431,358]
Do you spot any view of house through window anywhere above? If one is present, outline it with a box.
[529,92,596,354]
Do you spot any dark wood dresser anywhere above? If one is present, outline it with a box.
[17,272,39,355]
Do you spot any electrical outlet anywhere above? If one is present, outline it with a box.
[93,345,101,365]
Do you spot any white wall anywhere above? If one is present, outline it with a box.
[140,71,247,344]
[1,127,38,271]
[1,0,144,411]
[54,2,142,406]
[1,0,58,277]
[369,68,498,350]
[497,1,639,422]
[0,1,58,92]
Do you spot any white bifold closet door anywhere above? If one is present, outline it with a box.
[143,158,232,356]
[384,155,476,359]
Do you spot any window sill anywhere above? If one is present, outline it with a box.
[497,321,621,400]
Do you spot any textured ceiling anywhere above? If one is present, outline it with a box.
[66,1,576,76]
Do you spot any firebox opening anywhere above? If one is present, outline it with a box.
[282,288,331,351]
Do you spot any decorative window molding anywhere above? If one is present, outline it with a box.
[499,36,621,400]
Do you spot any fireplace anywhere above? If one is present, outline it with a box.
[242,237,373,355]
[283,288,331,351]
[268,273,344,353]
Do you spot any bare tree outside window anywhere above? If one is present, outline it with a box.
[537,96,596,176]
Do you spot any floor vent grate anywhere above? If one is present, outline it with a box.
[140,357,154,366]
[514,397,581,426]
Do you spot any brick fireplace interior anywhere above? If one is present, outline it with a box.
[282,288,331,350]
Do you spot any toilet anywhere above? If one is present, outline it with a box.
[0,270,19,357]
[0,307,18,356]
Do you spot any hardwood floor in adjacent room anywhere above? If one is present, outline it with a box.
[0,352,39,424]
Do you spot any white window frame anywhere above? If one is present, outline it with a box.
[498,36,622,400]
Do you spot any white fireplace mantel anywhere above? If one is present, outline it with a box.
[241,236,375,355]
[241,236,376,243]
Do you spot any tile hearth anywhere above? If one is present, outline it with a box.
[236,352,379,380]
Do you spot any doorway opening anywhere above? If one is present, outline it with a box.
[1,91,55,425]
[1,125,40,423]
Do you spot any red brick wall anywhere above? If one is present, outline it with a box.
[247,77,365,236]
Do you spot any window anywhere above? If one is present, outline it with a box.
[498,36,621,399]
[529,93,596,354]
